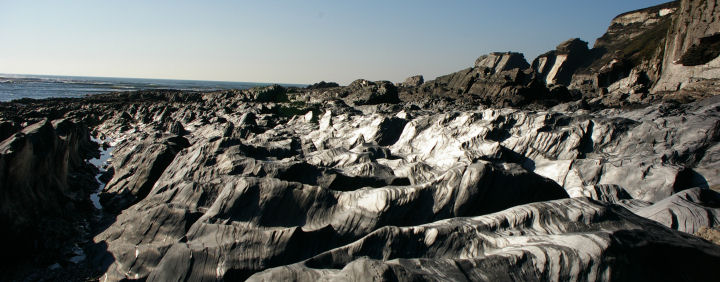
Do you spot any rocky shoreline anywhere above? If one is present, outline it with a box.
[2,0,720,281]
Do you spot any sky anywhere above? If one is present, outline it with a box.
[0,0,671,85]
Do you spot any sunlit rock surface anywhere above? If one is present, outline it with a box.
[51,89,714,281]
[250,198,720,281]
[0,82,719,280]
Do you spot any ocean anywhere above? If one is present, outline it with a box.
[0,74,305,102]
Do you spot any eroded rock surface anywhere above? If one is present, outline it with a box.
[2,1,720,281]
[0,119,97,272]
[8,86,700,280]
[1,81,719,281]
[250,198,720,281]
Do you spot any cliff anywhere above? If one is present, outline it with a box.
[412,0,718,107]
[529,1,679,106]
[542,0,720,105]
[654,0,720,97]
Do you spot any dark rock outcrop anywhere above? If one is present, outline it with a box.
[343,79,400,105]
[0,119,95,268]
[0,120,19,141]
[400,75,424,87]
[252,85,288,103]
[533,38,591,86]
[306,81,340,89]
[410,52,562,107]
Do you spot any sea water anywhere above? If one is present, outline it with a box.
[0,74,304,102]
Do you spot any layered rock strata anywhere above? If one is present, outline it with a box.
[1,82,720,280]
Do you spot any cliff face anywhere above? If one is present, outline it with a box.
[654,0,720,95]
[403,1,720,108]
[530,0,720,105]
[565,0,720,102]
[558,1,679,101]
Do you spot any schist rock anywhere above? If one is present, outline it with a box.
[2,0,720,281]
[249,197,720,282]
[2,82,719,281]
[76,89,717,281]
[0,119,96,269]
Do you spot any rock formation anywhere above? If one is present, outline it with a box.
[406,52,562,107]
[2,0,720,281]
[572,2,678,96]
[533,38,591,86]
[654,0,720,97]
[4,81,719,280]
[250,198,720,281]
[0,119,97,272]
[400,75,424,87]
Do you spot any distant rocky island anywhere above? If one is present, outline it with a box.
[2,0,720,281]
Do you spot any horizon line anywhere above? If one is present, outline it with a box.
[0,72,311,87]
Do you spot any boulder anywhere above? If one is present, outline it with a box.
[400,75,424,87]
[474,52,530,73]
[532,38,590,86]
[343,79,400,105]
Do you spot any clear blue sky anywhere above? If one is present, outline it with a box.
[0,0,671,85]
